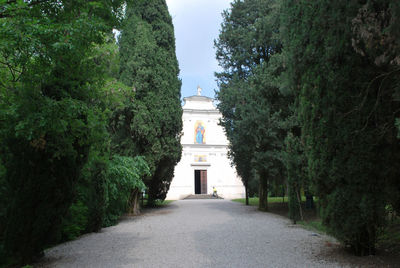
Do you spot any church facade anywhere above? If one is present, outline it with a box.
[166,89,245,200]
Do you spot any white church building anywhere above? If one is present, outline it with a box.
[166,87,245,200]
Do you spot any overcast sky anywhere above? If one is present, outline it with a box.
[165,0,232,99]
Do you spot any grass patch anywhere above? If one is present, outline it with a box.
[233,196,323,231]
[233,198,400,257]
[232,197,259,206]
[378,218,400,254]
[157,200,174,206]
[232,196,306,206]
[298,220,327,234]
[143,199,174,207]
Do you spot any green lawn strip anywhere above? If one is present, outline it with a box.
[298,220,328,234]
[233,198,400,253]
[157,200,174,206]
[232,197,259,206]
[377,218,400,253]
[232,196,307,206]
[232,197,327,234]
[143,199,174,207]
[301,218,400,252]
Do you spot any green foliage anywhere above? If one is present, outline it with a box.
[118,0,182,205]
[233,197,291,206]
[94,38,121,80]
[397,119,400,139]
[58,37,147,240]
[351,1,400,215]
[215,0,290,210]
[0,160,7,266]
[60,151,109,241]
[0,160,6,234]
[80,154,109,233]
[61,201,89,241]
[351,0,400,67]
[143,199,174,207]
[233,198,260,207]
[283,133,305,223]
[0,0,179,264]
[377,217,400,254]
[0,0,124,264]
[282,0,400,255]
[103,155,149,226]
[298,220,327,235]
[219,0,400,256]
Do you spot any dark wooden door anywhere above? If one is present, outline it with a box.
[200,170,207,194]
[194,170,201,194]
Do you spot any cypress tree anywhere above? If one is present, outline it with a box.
[283,132,306,224]
[282,0,400,255]
[351,0,400,213]
[118,0,182,204]
[215,0,288,210]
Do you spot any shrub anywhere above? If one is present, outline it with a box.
[103,155,149,226]
[59,150,109,241]
[60,201,89,241]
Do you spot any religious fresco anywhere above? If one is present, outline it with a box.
[194,121,206,144]
[194,155,207,162]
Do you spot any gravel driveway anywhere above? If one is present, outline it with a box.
[36,200,392,268]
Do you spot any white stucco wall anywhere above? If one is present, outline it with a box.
[166,95,245,200]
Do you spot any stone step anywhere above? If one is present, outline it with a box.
[184,194,223,200]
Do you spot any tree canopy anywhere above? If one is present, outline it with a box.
[118,0,182,205]
[0,0,182,264]
[215,0,289,209]
[216,0,400,255]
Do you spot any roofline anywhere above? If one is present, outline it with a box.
[182,95,217,110]
[183,95,214,101]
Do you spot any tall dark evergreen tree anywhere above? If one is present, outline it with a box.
[217,77,257,205]
[282,0,400,255]
[118,0,182,205]
[283,132,306,223]
[351,1,400,213]
[215,0,288,210]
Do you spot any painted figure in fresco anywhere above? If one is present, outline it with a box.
[195,123,205,144]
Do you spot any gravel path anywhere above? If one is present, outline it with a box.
[36,200,391,268]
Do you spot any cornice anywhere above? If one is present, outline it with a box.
[182,143,228,148]
[183,95,214,101]
[183,109,220,114]
[190,163,211,167]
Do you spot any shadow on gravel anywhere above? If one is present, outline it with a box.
[139,202,178,217]
[315,242,400,268]
[35,227,147,267]
[224,200,400,267]
[117,202,178,222]
[189,201,321,267]
[203,200,288,221]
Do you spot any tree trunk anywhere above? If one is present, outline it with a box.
[282,184,286,204]
[258,171,268,211]
[296,188,304,221]
[245,182,249,205]
[129,188,141,215]
[147,190,156,207]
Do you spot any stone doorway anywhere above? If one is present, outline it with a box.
[194,170,207,194]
